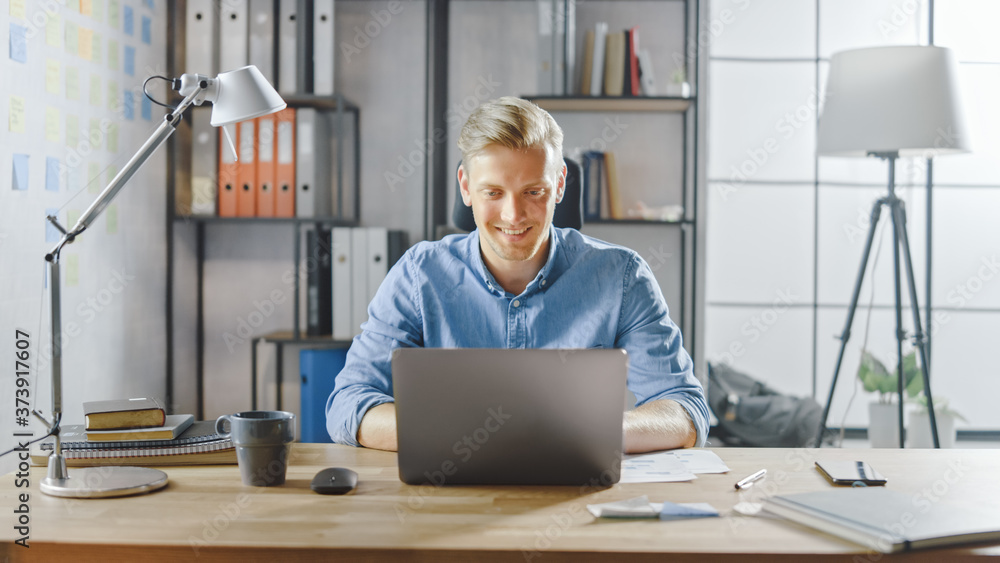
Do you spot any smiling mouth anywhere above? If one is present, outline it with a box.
[498,227,529,236]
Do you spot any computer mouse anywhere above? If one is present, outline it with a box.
[311,467,358,495]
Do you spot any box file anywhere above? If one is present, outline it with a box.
[248,0,276,84]
[331,227,352,341]
[255,114,277,217]
[190,107,217,216]
[306,227,333,336]
[277,1,298,95]
[218,123,239,217]
[219,0,248,72]
[185,0,217,76]
[299,348,347,443]
[274,107,296,217]
[237,118,257,216]
[313,0,335,95]
[350,227,368,337]
[295,108,332,217]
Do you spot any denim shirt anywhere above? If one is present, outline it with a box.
[326,227,709,447]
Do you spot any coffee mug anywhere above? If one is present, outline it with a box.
[216,410,296,486]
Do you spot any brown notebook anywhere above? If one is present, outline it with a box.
[84,397,166,430]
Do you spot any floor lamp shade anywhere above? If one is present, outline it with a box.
[817,46,970,157]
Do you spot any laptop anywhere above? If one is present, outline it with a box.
[392,348,628,486]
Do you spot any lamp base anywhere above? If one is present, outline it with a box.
[40,466,168,498]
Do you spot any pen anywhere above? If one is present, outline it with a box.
[735,469,767,490]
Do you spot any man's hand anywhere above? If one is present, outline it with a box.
[623,399,697,453]
[357,403,398,451]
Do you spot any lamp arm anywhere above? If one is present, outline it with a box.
[40,83,206,479]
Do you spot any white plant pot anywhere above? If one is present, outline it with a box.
[908,410,957,448]
[868,402,901,448]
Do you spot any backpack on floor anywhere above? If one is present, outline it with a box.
[707,363,823,447]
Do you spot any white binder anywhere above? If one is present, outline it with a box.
[331,227,353,341]
[365,227,389,311]
[590,22,608,97]
[219,0,248,73]
[277,0,297,94]
[190,106,217,215]
[295,108,332,217]
[248,0,276,84]
[350,227,369,337]
[185,0,217,76]
[313,0,335,95]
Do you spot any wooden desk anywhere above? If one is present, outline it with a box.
[3,445,1000,562]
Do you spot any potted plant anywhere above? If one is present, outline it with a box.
[666,68,690,98]
[857,349,922,447]
[908,394,966,448]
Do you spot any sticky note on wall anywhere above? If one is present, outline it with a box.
[46,13,61,47]
[12,154,30,191]
[46,59,60,94]
[45,208,61,242]
[10,23,28,63]
[108,0,120,28]
[123,5,133,35]
[45,107,61,143]
[9,95,25,133]
[66,67,80,100]
[46,158,62,192]
[10,0,27,18]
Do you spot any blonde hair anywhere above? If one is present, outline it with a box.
[457,97,564,173]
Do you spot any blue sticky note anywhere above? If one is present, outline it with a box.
[141,94,152,120]
[143,0,154,9]
[141,16,151,44]
[46,208,61,243]
[659,502,719,521]
[10,23,28,63]
[46,157,61,192]
[124,45,135,75]
[123,90,135,120]
[123,5,134,35]
[12,154,30,191]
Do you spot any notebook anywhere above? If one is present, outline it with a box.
[31,421,236,467]
[764,487,1000,553]
[392,348,628,486]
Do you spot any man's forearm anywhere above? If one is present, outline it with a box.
[357,402,398,451]
[623,398,697,453]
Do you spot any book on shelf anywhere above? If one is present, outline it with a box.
[83,397,166,430]
[603,31,626,97]
[581,151,604,220]
[31,420,237,467]
[590,22,608,97]
[764,488,1000,553]
[603,150,623,219]
[581,29,594,96]
[86,414,195,442]
[627,26,641,96]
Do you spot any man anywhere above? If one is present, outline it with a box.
[327,96,708,452]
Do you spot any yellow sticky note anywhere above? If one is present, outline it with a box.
[107,38,119,71]
[91,0,103,23]
[66,67,80,100]
[10,0,27,19]
[107,122,118,153]
[66,114,80,148]
[80,0,92,16]
[108,0,119,28]
[79,27,93,60]
[105,204,118,235]
[88,118,101,147]
[46,107,61,143]
[46,13,61,47]
[107,79,118,111]
[65,22,78,55]
[66,254,80,286]
[90,74,101,106]
[88,162,101,193]
[9,96,25,134]
[46,59,61,94]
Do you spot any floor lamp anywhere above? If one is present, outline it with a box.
[813,46,969,448]
[38,66,285,497]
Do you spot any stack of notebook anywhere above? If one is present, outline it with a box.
[31,398,235,467]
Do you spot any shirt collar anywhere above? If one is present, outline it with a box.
[467,225,562,297]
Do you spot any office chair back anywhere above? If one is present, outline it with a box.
[452,157,583,232]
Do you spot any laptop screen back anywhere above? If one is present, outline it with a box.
[392,348,627,486]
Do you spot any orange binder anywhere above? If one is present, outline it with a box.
[218,123,239,217]
[274,108,296,217]
[255,115,277,217]
[237,119,257,217]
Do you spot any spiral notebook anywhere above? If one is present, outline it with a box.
[31,421,236,467]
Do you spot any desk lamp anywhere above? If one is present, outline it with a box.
[38,66,285,497]
[813,46,969,448]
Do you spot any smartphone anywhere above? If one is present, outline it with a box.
[815,461,887,486]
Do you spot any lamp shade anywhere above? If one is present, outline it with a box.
[817,46,969,157]
[209,65,287,126]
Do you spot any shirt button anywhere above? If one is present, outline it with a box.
[512,300,521,308]
[541,280,547,287]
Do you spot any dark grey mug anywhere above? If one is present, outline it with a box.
[216,410,296,486]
